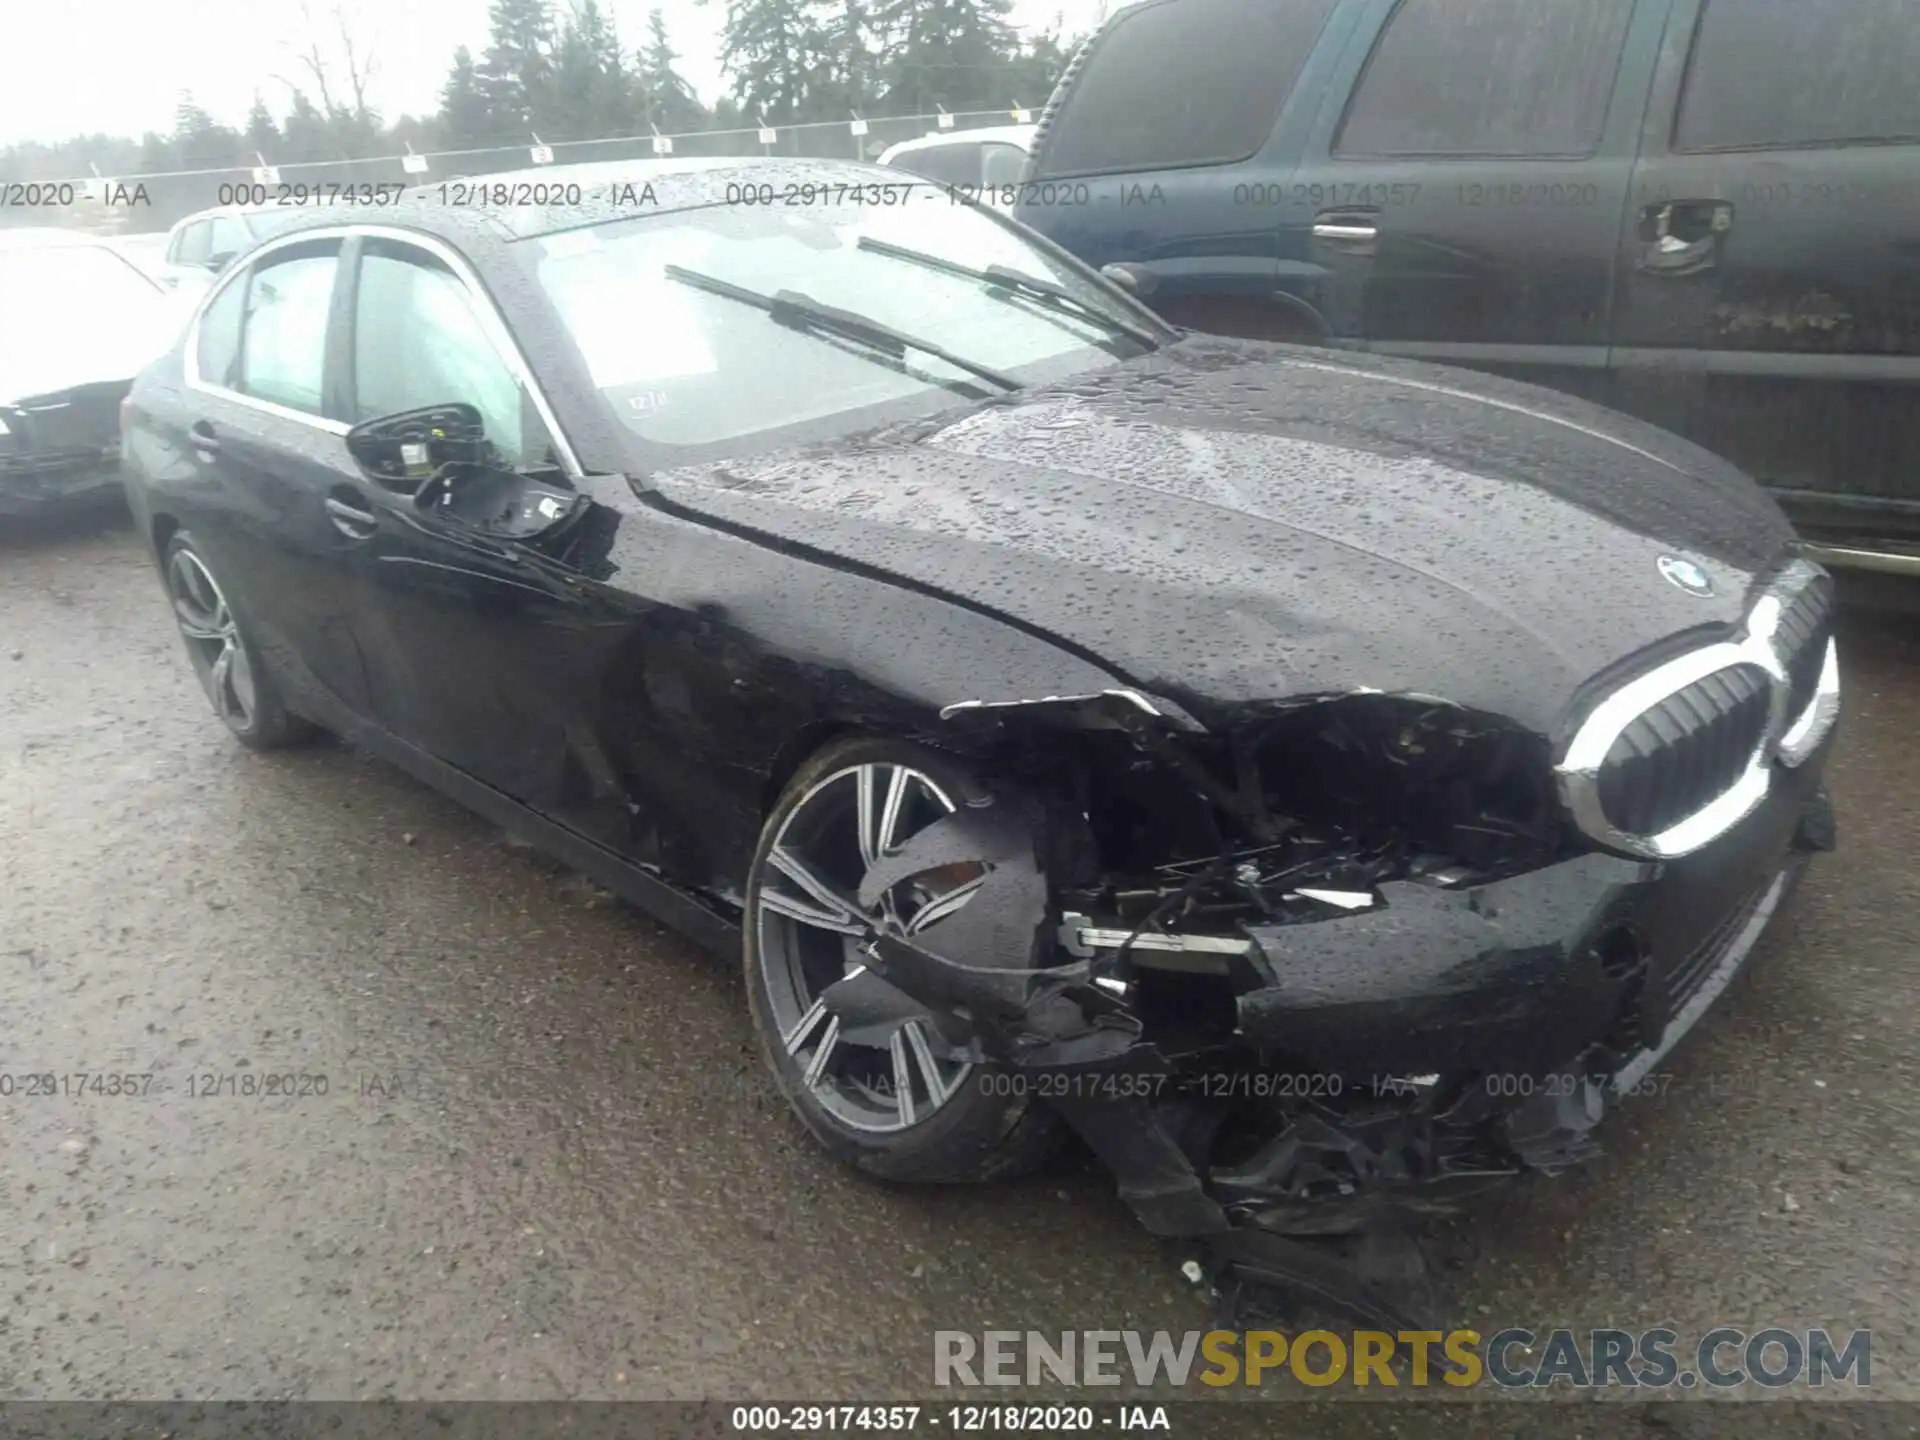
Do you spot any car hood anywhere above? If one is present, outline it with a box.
[0,294,182,407]
[648,337,1799,736]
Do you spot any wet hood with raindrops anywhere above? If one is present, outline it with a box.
[651,336,1799,736]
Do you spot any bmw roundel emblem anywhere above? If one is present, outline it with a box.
[1657,555,1715,597]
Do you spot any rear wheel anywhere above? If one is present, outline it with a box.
[163,531,314,751]
[743,735,1064,1183]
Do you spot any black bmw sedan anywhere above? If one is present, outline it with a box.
[121,157,1839,1315]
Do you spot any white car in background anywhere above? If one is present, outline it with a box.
[877,124,1036,211]
[0,229,183,517]
[156,205,304,295]
[109,230,174,280]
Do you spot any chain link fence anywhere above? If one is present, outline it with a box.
[7,108,1038,236]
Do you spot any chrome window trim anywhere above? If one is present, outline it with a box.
[184,232,353,436]
[1555,559,1833,860]
[1777,637,1840,768]
[182,223,583,476]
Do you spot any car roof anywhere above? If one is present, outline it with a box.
[250,156,937,247]
[169,205,285,229]
[881,124,1036,160]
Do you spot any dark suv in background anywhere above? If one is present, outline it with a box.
[1013,0,1920,572]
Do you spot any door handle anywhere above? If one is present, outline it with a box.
[1312,211,1380,256]
[1637,200,1732,276]
[189,420,219,458]
[324,489,379,540]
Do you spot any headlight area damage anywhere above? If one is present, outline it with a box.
[829,689,1833,1332]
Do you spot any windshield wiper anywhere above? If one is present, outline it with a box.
[855,236,1164,351]
[661,264,1023,394]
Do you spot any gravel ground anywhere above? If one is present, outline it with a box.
[2,514,1915,1429]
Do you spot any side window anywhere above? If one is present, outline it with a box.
[208,215,253,267]
[195,274,247,389]
[1335,0,1637,158]
[175,221,212,267]
[350,244,535,469]
[891,142,983,187]
[1031,0,1339,177]
[1675,0,1920,152]
[237,249,339,415]
[981,143,1028,187]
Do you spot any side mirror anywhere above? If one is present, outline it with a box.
[414,465,585,542]
[345,403,583,542]
[345,403,493,488]
[1100,262,1158,299]
[205,252,236,273]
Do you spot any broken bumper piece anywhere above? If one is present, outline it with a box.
[848,759,1831,1264]
[0,452,123,517]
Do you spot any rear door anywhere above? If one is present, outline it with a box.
[1274,0,1661,403]
[1609,0,1920,544]
[1014,0,1350,337]
[178,236,374,717]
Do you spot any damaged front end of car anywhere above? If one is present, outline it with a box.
[821,673,1836,1328]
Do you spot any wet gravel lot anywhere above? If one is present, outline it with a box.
[2,514,1917,1422]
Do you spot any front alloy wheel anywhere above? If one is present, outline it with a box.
[744,736,1063,1182]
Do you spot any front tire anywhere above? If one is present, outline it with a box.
[162,531,314,751]
[743,735,1065,1183]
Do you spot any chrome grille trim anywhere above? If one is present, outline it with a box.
[1777,636,1840,768]
[1557,559,1835,859]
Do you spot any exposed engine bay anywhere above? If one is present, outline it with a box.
[824,688,1830,1331]
[1057,690,1567,927]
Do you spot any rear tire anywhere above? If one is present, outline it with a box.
[162,530,316,751]
[743,734,1065,1183]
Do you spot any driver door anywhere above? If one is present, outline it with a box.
[332,233,600,808]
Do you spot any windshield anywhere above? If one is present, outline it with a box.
[0,243,164,337]
[528,187,1154,456]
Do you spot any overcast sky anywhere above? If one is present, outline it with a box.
[0,0,1115,147]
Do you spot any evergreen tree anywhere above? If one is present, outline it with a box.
[439,46,494,147]
[580,0,638,136]
[707,0,836,126]
[819,0,876,117]
[172,94,243,170]
[388,114,439,158]
[330,102,386,159]
[552,12,604,140]
[637,9,706,133]
[243,96,282,159]
[552,1,647,140]
[280,91,335,160]
[1002,24,1072,111]
[478,0,560,138]
[137,130,176,174]
[872,0,1018,115]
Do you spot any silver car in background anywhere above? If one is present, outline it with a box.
[878,124,1036,212]
[155,205,305,295]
